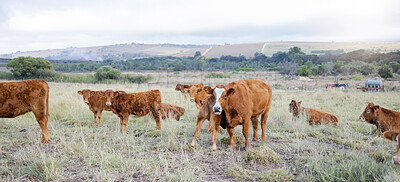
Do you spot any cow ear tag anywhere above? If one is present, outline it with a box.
[376,108,379,112]
[230,92,233,96]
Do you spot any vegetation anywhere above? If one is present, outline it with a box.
[94,66,121,81]
[47,48,400,78]
[6,56,53,78]
[1,78,399,181]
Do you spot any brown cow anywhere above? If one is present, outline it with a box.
[175,83,204,98]
[77,89,126,125]
[210,79,272,151]
[289,100,338,125]
[359,102,400,134]
[383,130,400,165]
[188,84,209,109]
[105,89,162,133]
[160,103,185,121]
[189,86,228,148]
[0,79,50,143]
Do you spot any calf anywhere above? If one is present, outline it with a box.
[189,86,228,148]
[211,79,272,151]
[175,83,203,98]
[0,79,50,143]
[289,100,338,125]
[78,89,126,125]
[105,89,162,133]
[382,131,400,165]
[160,103,185,121]
[359,102,400,133]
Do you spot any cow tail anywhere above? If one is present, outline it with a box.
[46,84,50,119]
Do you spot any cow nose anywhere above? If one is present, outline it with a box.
[84,100,89,103]
[190,98,194,102]
[213,106,221,113]
[106,102,111,106]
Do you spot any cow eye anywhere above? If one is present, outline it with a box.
[367,110,370,113]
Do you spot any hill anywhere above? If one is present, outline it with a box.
[1,41,400,61]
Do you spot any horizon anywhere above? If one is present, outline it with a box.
[1,0,399,54]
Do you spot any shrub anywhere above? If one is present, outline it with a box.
[236,67,255,72]
[378,64,393,78]
[125,74,154,84]
[94,66,121,81]
[205,73,230,78]
[0,71,14,80]
[6,56,53,78]
[297,65,311,76]
[360,65,375,75]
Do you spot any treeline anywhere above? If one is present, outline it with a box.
[51,47,400,78]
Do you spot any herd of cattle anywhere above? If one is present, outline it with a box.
[0,79,400,165]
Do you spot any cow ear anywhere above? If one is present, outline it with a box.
[90,91,95,96]
[373,105,380,112]
[225,88,235,98]
[197,88,202,93]
[204,86,213,94]
[77,91,83,95]
[298,101,302,106]
[383,131,399,142]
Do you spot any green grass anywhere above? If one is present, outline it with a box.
[0,73,400,181]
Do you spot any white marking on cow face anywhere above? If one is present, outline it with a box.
[212,88,225,115]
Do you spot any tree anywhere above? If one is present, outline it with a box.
[378,64,393,78]
[360,64,375,75]
[390,61,400,73]
[94,66,121,80]
[297,65,311,76]
[317,64,328,76]
[194,51,201,58]
[7,56,53,78]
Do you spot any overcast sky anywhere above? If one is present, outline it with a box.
[0,0,399,54]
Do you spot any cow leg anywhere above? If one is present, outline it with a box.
[251,116,259,141]
[211,115,221,151]
[190,114,207,148]
[123,113,130,134]
[151,110,162,130]
[119,116,124,134]
[93,111,98,125]
[260,109,270,142]
[97,110,103,126]
[227,126,235,150]
[243,117,251,151]
[32,110,49,143]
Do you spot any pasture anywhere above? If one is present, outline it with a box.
[1,72,400,181]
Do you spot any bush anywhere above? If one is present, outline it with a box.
[6,56,53,78]
[297,65,311,76]
[0,71,14,80]
[205,73,230,78]
[236,67,255,72]
[378,64,393,78]
[125,74,153,84]
[94,66,121,81]
[360,65,375,75]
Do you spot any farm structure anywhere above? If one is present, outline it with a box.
[357,78,385,91]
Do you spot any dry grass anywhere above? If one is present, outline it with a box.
[1,73,400,181]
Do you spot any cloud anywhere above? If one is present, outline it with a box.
[0,0,399,53]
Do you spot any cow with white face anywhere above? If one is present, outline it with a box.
[209,79,272,151]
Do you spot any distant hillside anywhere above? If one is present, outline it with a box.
[1,41,400,61]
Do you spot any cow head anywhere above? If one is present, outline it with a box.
[383,131,400,165]
[189,86,214,107]
[289,100,301,117]
[175,83,184,92]
[77,89,93,104]
[359,102,380,124]
[212,85,235,115]
[104,89,120,106]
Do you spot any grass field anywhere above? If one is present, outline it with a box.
[1,73,400,181]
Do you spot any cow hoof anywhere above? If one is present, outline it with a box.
[19,129,26,132]
[393,156,400,165]
[240,147,247,151]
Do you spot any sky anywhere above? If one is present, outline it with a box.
[0,0,399,54]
